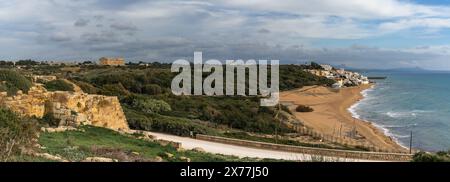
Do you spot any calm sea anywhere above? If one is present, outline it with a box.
[349,71,450,152]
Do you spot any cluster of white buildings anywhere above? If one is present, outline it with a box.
[306,64,370,88]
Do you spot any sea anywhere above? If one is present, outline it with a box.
[349,70,450,152]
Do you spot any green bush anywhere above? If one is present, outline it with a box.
[310,62,323,70]
[412,151,450,162]
[142,84,162,95]
[125,108,217,136]
[123,95,171,114]
[279,65,335,91]
[72,80,100,94]
[0,108,39,161]
[296,105,314,112]
[42,113,60,127]
[44,79,74,92]
[0,70,32,95]
[101,83,130,96]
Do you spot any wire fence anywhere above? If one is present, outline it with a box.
[287,122,407,154]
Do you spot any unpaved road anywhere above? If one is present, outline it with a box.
[145,131,379,162]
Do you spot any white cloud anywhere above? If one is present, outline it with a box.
[219,0,450,19]
[2,0,450,69]
[379,18,450,32]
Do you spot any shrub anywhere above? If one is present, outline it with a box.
[101,83,130,96]
[44,79,74,92]
[142,84,162,95]
[0,108,39,161]
[72,80,100,94]
[125,108,216,136]
[412,151,450,162]
[279,65,335,91]
[0,70,32,95]
[123,95,171,114]
[296,105,314,112]
[42,113,60,127]
[310,62,323,70]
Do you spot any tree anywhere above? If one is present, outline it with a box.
[142,84,163,95]
[15,59,39,66]
[310,62,323,70]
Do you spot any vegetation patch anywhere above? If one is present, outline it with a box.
[38,125,279,162]
[44,79,74,92]
[296,105,314,112]
[0,70,33,95]
[0,108,39,161]
[412,151,450,162]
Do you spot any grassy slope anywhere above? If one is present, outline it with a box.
[38,126,283,162]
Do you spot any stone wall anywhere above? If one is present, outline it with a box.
[0,85,129,131]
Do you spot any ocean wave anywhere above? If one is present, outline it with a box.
[385,110,433,118]
[379,123,418,129]
[348,103,361,119]
[361,85,375,97]
[371,123,410,149]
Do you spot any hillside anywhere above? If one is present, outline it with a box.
[0,64,353,162]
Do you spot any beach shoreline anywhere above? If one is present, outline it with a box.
[348,84,410,150]
[280,84,407,152]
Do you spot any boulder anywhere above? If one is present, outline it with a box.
[179,156,191,162]
[192,147,205,153]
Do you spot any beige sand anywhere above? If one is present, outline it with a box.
[280,85,405,152]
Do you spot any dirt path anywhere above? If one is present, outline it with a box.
[143,131,379,162]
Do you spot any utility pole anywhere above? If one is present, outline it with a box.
[274,102,281,144]
[409,131,413,154]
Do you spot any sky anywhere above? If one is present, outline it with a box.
[1,0,450,70]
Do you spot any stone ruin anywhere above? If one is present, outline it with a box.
[0,84,129,131]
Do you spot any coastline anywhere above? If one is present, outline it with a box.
[348,85,410,150]
[280,84,406,152]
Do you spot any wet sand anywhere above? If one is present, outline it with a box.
[280,85,405,152]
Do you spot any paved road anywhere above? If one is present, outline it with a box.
[144,131,377,162]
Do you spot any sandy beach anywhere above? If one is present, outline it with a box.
[280,84,406,152]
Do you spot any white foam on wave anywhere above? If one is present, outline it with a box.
[385,110,434,119]
[347,85,376,119]
[371,122,410,149]
[348,102,361,119]
[381,123,418,128]
[347,84,411,149]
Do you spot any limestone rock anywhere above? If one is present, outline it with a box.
[192,147,205,153]
[33,153,69,162]
[0,84,129,131]
[82,157,119,162]
[153,156,164,162]
[179,156,191,162]
[161,152,174,158]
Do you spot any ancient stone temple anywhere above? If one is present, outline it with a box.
[0,85,129,131]
[99,57,125,66]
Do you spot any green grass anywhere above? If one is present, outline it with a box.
[38,126,282,162]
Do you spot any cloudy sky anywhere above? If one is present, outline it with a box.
[2,0,450,69]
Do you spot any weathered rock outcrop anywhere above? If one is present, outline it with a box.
[0,84,129,131]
